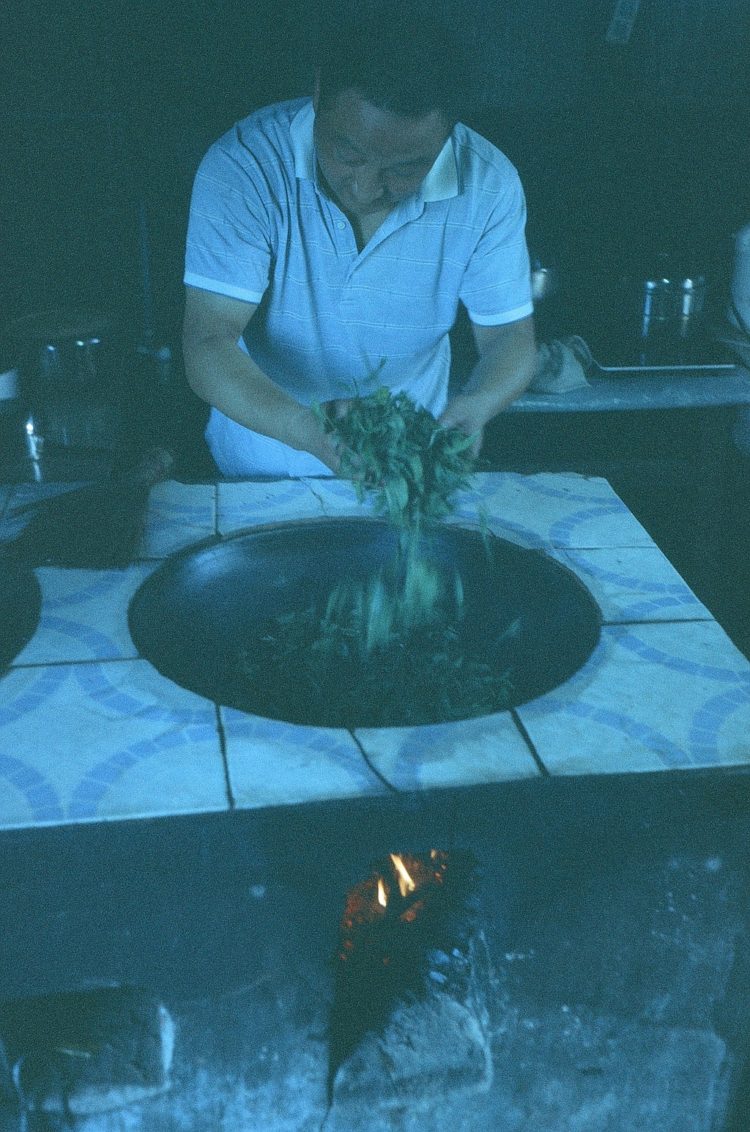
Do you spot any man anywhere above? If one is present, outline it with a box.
[182,6,537,477]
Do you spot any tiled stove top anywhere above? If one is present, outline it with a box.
[1,473,749,832]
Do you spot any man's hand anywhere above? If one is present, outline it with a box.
[437,393,491,457]
[440,315,537,455]
[320,398,357,427]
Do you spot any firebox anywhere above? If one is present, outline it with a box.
[327,848,493,1116]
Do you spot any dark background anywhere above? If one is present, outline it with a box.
[1,0,749,656]
[2,0,749,344]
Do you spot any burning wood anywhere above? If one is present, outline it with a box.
[327,850,494,1118]
[336,851,449,963]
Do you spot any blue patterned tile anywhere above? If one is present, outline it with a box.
[222,708,388,808]
[140,482,216,557]
[217,480,327,534]
[354,712,540,791]
[0,660,228,829]
[518,622,750,775]
[301,476,376,517]
[14,563,157,665]
[1,483,90,541]
[449,473,653,549]
[3,467,750,835]
[8,482,89,509]
[553,546,712,624]
[0,485,14,518]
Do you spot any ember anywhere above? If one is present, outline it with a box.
[328,850,487,1104]
[337,851,450,963]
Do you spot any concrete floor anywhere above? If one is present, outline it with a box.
[1,768,749,1129]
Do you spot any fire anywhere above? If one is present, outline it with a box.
[336,849,452,963]
[389,853,416,897]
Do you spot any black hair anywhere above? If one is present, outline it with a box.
[315,2,472,123]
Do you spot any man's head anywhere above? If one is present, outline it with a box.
[312,4,467,218]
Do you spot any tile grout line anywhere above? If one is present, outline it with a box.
[302,477,330,516]
[510,708,550,777]
[349,730,401,794]
[214,703,236,810]
[606,616,717,627]
[9,655,143,670]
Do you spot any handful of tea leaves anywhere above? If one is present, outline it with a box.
[236,387,514,727]
[315,387,477,526]
[315,387,478,653]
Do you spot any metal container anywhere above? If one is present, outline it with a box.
[676,276,706,339]
[4,309,125,456]
[641,277,676,327]
[729,222,750,336]
[531,265,559,305]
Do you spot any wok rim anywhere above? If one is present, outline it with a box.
[0,560,43,672]
[128,516,604,728]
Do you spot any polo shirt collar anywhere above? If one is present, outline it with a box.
[290,100,317,182]
[421,135,459,202]
[290,99,459,202]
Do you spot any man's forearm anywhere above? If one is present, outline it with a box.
[183,338,338,469]
[465,318,537,412]
[439,316,537,447]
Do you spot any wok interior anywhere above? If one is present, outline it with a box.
[128,519,602,725]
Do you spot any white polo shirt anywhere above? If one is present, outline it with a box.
[185,97,533,475]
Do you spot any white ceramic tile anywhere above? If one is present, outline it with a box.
[222,708,388,808]
[518,621,750,776]
[139,482,216,558]
[217,479,327,534]
[301,476,377,517]
[354,713,540,791]
[1,483,91,540]
[0,660,228,829]
[554,546,713,624]
[448,472,654,549]
[7,482,90,509]
[14,563,157,665]
[3,468,750,837]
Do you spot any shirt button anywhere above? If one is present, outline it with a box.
[336,220,346,230]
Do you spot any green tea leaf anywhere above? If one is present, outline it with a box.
[237,386,518,727]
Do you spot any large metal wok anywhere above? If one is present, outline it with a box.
[0,561,42,671]
[128,518,601,728]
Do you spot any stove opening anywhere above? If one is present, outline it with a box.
[327,849,494,1115]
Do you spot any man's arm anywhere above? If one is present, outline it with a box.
[182,286,340,470]
[439,316,537,454]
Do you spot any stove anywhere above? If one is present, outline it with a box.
[2,474,750,1129]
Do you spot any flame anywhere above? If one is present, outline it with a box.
[377,877,388,908]
[400,899,425,923]
[390,853,416,898]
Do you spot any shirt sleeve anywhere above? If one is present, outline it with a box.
[184,134,273,304]
[458,168,534,326]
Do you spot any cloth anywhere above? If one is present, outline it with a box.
[185,98,533,476]
[529,336,593,394]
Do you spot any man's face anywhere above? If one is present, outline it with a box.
[313,84,450,219]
